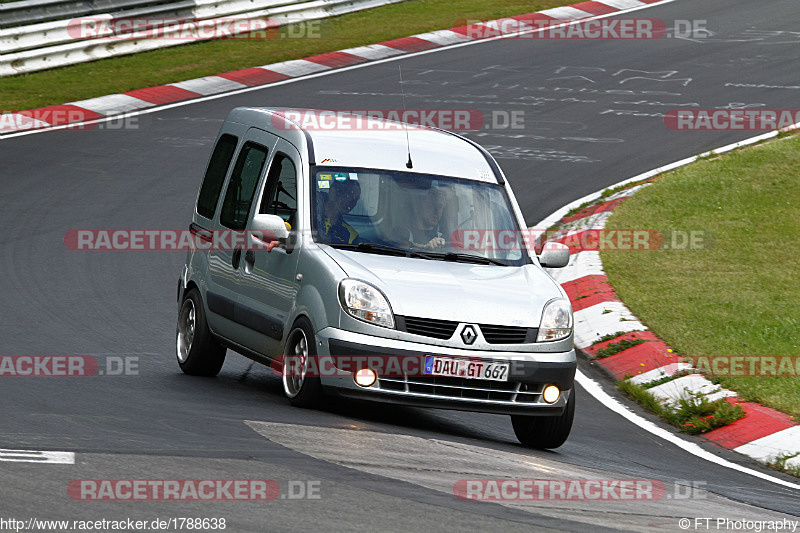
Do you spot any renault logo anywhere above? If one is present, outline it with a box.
[461,325,477,345]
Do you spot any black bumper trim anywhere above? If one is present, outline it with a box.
[328,338,576,390]
[334,387,570,416]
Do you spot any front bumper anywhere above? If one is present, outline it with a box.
[315,327,576,416]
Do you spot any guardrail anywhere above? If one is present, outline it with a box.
[0,0,404,77]
[0,0,175,28]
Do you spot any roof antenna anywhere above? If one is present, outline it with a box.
[399,66,413,169]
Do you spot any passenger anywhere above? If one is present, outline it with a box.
[397,187,447,250]
[319,178,362,244]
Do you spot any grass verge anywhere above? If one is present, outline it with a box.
[768,454,800,478]
[617,380,745,435]
[595,338,645,358]
[0,0,572,111]
[602,133,800,420]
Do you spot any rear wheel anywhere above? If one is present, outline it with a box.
[511,389,575,449]
[176,288,226,376]
[282,317,324,407]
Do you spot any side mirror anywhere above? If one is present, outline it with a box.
[538,242,569,268]
[251,214,292,252]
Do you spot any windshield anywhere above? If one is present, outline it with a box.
[310,167,529,266]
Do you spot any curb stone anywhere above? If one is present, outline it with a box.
[542,180,800,474]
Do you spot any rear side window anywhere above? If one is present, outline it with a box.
[196,134,238,219]
[220,143,269,230]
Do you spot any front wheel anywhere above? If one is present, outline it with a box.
[511,389,575,449]
[176,288,226,376]
[282,317,324,407]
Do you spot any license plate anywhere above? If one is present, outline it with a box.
[424,356,509,382]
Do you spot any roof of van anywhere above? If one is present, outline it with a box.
[227,107,502,183]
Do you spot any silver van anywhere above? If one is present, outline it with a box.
[176,107,576,448]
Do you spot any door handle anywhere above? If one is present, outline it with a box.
[232,248,242,269]
[245,250,255,265]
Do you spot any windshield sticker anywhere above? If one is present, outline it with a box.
[319,174,332,180]
[349,173,359,180]
[334,172,348,181]
[318,181,330,189]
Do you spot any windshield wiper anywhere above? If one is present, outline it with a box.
[329,242,435,259]
[329,243,506,265]
[436,252,509,266]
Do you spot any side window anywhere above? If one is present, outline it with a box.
[197,134,238,219]
[220,142,269,230]
[260,153,298,225]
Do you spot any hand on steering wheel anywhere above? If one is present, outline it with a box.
[421,236,446,250]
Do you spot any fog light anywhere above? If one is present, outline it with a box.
[542,384,560,404]
[354,368,377,387]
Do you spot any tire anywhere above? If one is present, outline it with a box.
[282,317,324,408]
[176,288,226,376]
[511,388,576,449]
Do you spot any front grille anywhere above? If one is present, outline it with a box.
[379,375,542,403]
[399,316,535,344]
[479,324,532,344]
[401,316,459,340]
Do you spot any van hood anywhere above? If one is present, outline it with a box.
[325,249,566,327]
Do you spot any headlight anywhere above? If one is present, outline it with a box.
[338,279,395,329]
[537,299,573,342]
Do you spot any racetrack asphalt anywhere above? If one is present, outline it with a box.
[1,0,799,529]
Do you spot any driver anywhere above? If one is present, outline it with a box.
[319,178,361,244]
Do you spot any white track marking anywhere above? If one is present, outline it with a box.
[574,371,800,490]
[0,449,74,464]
